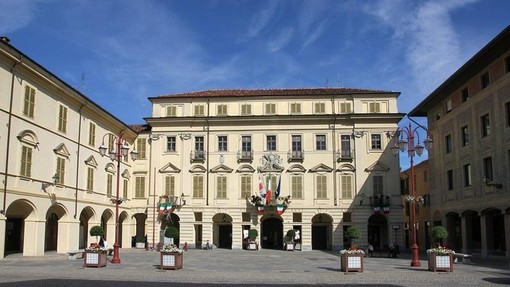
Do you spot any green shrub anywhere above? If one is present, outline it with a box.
[89,226,104,237]
[165,226,179,239]
[249,229,258,240]
[431,226,448,245]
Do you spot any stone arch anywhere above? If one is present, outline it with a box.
[212,213,233,249]
[311,213,333,250]
[4,199,38,255]
[259,214,283,250]
[78,206,97,249]
[45,204,68,253]
[367,213,388,251]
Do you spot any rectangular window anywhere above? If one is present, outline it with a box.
[339,102,352,113]
[88,123,96,147]
[194,105,205,116]
[481,114,491,137]
[107,174,113,197]
[445,99,452,113]
[266,135,276,151]
[314,102,325,114]
[369,102,381,113]
[445,134,452,153]
[217,104,227,115]
[316,175,327,199]
[483,156,493,181]
[108,134,115,154]
[292,135,302,152]
[461,126,469,146]
[56,157,65,185]
[135,177,145,198]
[241,104,251,115]
[447,170,454,190]
[290,103,301,114]
[166,105,177,116]
[480,72,490,89]
[241,175,252,199]
[20,145,33,177]
[218,136,228,152]
[23,86,35,118]
[461,88,469,102]
[167,136,176,152]
[123,179,128,199]
[136,138,147,159]
[165,176,175,196]
[371,134,382,150]
[87,167,94,191]
[242,136,251,152]
[340,135,351,158]
[315,134,326,151]
[58,105,68,133]
[463,164,471,187]
[193,175,204,198]
[265,103,276,114]
[341,175,352,199]
[373,175,383,195]
[216,176,227,198]
[291,175,303,199]
[195,136,204,152]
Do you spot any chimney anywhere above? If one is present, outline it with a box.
[1,36,11,44]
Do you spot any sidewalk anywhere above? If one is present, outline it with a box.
[1,248,509,286]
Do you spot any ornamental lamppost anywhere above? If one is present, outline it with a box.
[391,123,432,267]
[98,133,138,264]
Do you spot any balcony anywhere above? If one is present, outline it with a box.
[190,150,206,163]
[336,149,353,162]
[287,150,304,162]
[237,150,253,163]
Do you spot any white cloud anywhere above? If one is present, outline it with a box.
[246,0,280,38]
[267,27,294,52]
[0,0,43,34]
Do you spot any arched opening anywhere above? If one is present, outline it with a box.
[312,213,332,250]
[445,212,461,251]
[367,214,388,251]
[78,207,95,249]
[261,217,282,249]
[462,210,480,253]
[5,200,36,255]
[45,213,58,251]
[212,213,232,249]
[482,208,505,256]
[133,213,148,247]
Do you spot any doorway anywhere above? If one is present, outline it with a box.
[218,225,232,249]
[261,218,283,249]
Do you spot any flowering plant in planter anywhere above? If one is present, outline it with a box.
[339,246,365,255]
[85,245,108,253]
[426,246,455,256]
[161,244,184,254]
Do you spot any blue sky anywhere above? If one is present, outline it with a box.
[1,0,509,169]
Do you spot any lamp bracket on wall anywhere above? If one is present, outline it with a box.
[41,174,59,191]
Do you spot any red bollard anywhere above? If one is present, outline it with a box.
[184,242,189,251]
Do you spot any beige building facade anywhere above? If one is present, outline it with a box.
[410,25,510,257]
[0,38,146,259]
[143,88,406,251]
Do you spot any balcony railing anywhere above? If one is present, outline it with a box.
[336,149,353,162]
[190,150,206,162]
[237,150,253,162]
[287,150,304,162]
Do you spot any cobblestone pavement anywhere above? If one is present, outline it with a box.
[1,248,509,286]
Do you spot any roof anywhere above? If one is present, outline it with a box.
[409,25,510,116]
[151,87,398,100]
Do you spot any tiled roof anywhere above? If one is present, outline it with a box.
[156,87,395,98]
[128,124,150,133]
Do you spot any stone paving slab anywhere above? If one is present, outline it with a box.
[1,248,509,286]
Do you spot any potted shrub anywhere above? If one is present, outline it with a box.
[84,228,107,268]
[428,226,454,272]
[285,230,296,251]
[340,226,364,273]
[165,226,179,246]
[135,235,146,249]
[248,229,259,250]
[160,244,184,270]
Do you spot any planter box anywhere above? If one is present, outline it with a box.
[248,242,258,250]
[83,251,107,268]
[428,254,453,272]
[340,254,364,273]
[285,243,294,251]
[160,252,183,270]
[135,242,145,249]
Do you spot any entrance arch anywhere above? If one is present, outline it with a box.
[311,213,332,250]
[367,214,388,251]
[261,217,283,249]
[79,207,96,249]
[212,213,232,249]
[5,199,37,255]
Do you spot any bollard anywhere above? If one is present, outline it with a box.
[184,242,189,251]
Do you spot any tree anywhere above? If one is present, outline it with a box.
[89,226,104,243]
[431,225,448,246]
[165,226,179,240]
[248,229,258,241]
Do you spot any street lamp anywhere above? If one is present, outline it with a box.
[98,133,138,264]
[391,123,432,267]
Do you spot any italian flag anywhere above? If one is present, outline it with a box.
[277,204,284,215]
[257,205,264,214]
[159,203,166,215]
